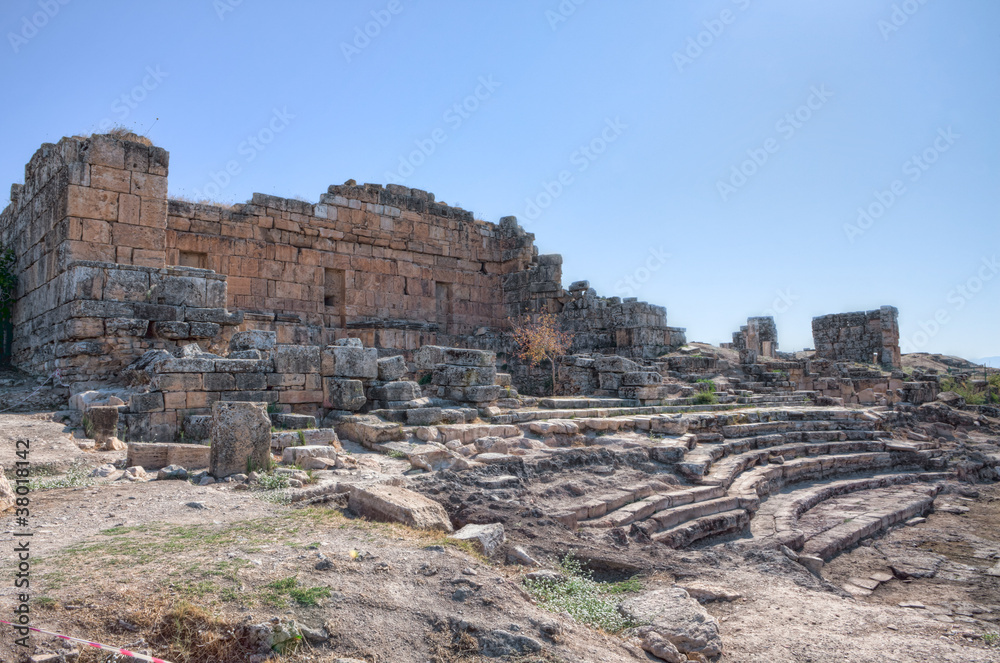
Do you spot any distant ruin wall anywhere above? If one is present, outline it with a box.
[812,306,900,369]
[0,134,684,386]
[731,316,778,363]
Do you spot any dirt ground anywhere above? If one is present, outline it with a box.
[0,411,997,662]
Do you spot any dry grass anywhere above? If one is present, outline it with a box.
[75,125,155,147]
[169,194,240,211]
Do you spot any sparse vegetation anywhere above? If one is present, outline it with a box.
[27,462,94,491]
[984,631,999,647]
[940,377,988,405]
[523,554,643,633]
[418,373,433,385]
[509,313,574,396]
[693,379,719,405]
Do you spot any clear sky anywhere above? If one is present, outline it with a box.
[1,0,997,361]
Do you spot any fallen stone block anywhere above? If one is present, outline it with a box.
[348,483,452,532]
[335,415,405,448]
[448,523,505,556]
[282,444,338,466]
[618,588,723,658]
[127,442,211,470]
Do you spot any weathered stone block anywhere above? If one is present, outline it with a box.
[209,401,271,478]
[229,330,276,353]
[448,523,505,556]
[86,405,119,445]
[234,373,267,390]
[622,371,662,386]
[214,358,272,373]
[370,381,421,402]
[189,322,221,338]
[204,373,236,391]
[321,346,377,379]
[158,357,215,373]
[272,345,321,374]
[414,345,446,370]
[281,444,338,466]
[433,364,497,387]
[377,355,407,381]
[323,377,365,411]
[406,407,444,426]
[127,442,211,470]
[129,392,164,412]
[594,355,641,373]
[598,372,622,391]
[441,347,495,367]
[347,483,452,532]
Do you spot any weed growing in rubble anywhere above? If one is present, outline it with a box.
[984,632,999,647]
[523,554,643,633]
[941,377,987,405]
[256,472,289,491]
[264,576,331,607]
[27,463,94,491]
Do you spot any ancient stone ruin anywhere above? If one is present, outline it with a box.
[1,133,998,663]
[812,305,901,369]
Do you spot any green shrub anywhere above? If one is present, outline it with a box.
[418,373,432,385]
[523,554,643,633]
[693,391,718,405]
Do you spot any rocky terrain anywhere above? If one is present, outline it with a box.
[0,340,998,663]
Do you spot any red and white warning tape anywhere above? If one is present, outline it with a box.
[1,620,173,663]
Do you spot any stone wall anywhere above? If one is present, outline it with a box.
[1,134,685,388]
[812,306,900,369]
[731,316,778,363]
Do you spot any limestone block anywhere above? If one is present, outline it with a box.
[282,444,338,466]
[323,378,365,411]
[496,373,512,387]
[377,355,407,381]
[414,345,446,370]
[598,372,622,391]
[433,364,497,387]
[153,274,208,307]
[300,428,340,447]
[617,588,723,658]
[406,407,444,426]
[213,359,272,373]
[154,321,190,339]
[593,355,640,373]
[270,413,317,430]
[229,330,276,353]
[127,442,211,470]
[447,523,505,556]
[335,415,405,447]
[272,345,321,374]
[183,414,212,442]
[334,337,363,347]
[321,346,377,379]
[370,381,421,402]
[189,322,222,338]
[209,401,271,478]
[442,347,495,367]
[204,373,236,391]
[347,483,452,532]
[622,371,662,386]
[85,405,119,445]
[103,269,149,302]
[129,392,164,413]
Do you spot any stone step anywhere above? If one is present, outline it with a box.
[549,478,676,528]
[579,485,726,528]
[751,471,954,547]
[728,450,942,505]
[697,441,891,487]
[799,485,940,560]
[652,508,751,548]
[641,496,741,534]
[721,419,878,437]
[537,397,636,409]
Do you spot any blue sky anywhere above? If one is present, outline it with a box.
[2,0,997,361]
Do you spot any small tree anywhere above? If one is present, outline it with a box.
[509,313,573,396]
